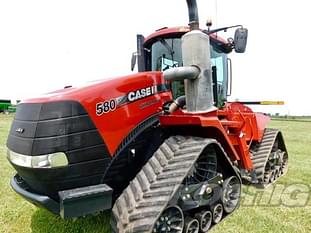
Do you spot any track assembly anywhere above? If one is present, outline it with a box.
[112,136,241,233]
[251,129,289,188]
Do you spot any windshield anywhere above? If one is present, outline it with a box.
[151,38,228,105]
[151,38,182,71]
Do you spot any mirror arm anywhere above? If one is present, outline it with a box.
[203,25,243,35]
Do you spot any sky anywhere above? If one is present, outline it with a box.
[0,0,310,115]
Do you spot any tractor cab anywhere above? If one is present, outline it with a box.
[132,26,244,107]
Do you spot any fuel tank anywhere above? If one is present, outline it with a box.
[7,71,172,200]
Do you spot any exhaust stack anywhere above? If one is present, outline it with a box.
[186,0,199,30]
[164,0,215,112]
[183,0,215,112]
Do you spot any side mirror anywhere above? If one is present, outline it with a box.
[131,52,137,71]
[234,28,248,53]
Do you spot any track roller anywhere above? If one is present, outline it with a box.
[153,206,184,233]
[194,210,212,232]
[221,176,241,213]
[212,204,223,224]
[279,150,288,175]
[183,217,199,233]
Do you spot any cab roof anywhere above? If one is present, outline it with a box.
[144,26,228,46]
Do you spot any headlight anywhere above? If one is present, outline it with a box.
[7,150,68,168]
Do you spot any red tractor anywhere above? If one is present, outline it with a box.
[7,0,288,232]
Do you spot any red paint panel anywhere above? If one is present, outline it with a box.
[254,113,270,141]
[160,101,271,171]
[23,72,172,156]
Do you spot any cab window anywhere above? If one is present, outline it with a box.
[150,37,228,104]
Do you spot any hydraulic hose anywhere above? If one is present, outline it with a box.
[168,96,186,113]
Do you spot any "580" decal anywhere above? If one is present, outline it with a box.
[96,99,117,115]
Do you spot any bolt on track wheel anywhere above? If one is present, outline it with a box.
[183,217,199,233]
[194,210,212,232]
[153,206,184,233]
[221,176,241,213]
[212,204,223,224]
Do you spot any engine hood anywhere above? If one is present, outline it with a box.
[22,72,163,103]
[13,71,172,156]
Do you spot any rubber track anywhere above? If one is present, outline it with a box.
[251,128,285,187]
[111,136,218,233]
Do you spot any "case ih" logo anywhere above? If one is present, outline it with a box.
[127,86,157,102]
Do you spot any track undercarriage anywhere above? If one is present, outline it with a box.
[112,128,289,232]
[248,128,289,188]
[112,136,241,233]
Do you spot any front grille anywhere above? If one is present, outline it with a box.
[7,101,111,200]
[7,101,110,163]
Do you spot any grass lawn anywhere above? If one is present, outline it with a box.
[0,115,310,233]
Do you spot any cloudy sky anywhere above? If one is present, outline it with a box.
[0,0,310,115]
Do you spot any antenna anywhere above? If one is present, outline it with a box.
[215,0,218,29]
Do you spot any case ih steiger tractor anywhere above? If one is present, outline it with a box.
[7,0,288,232]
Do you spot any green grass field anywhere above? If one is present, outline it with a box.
[0,115,310,233]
